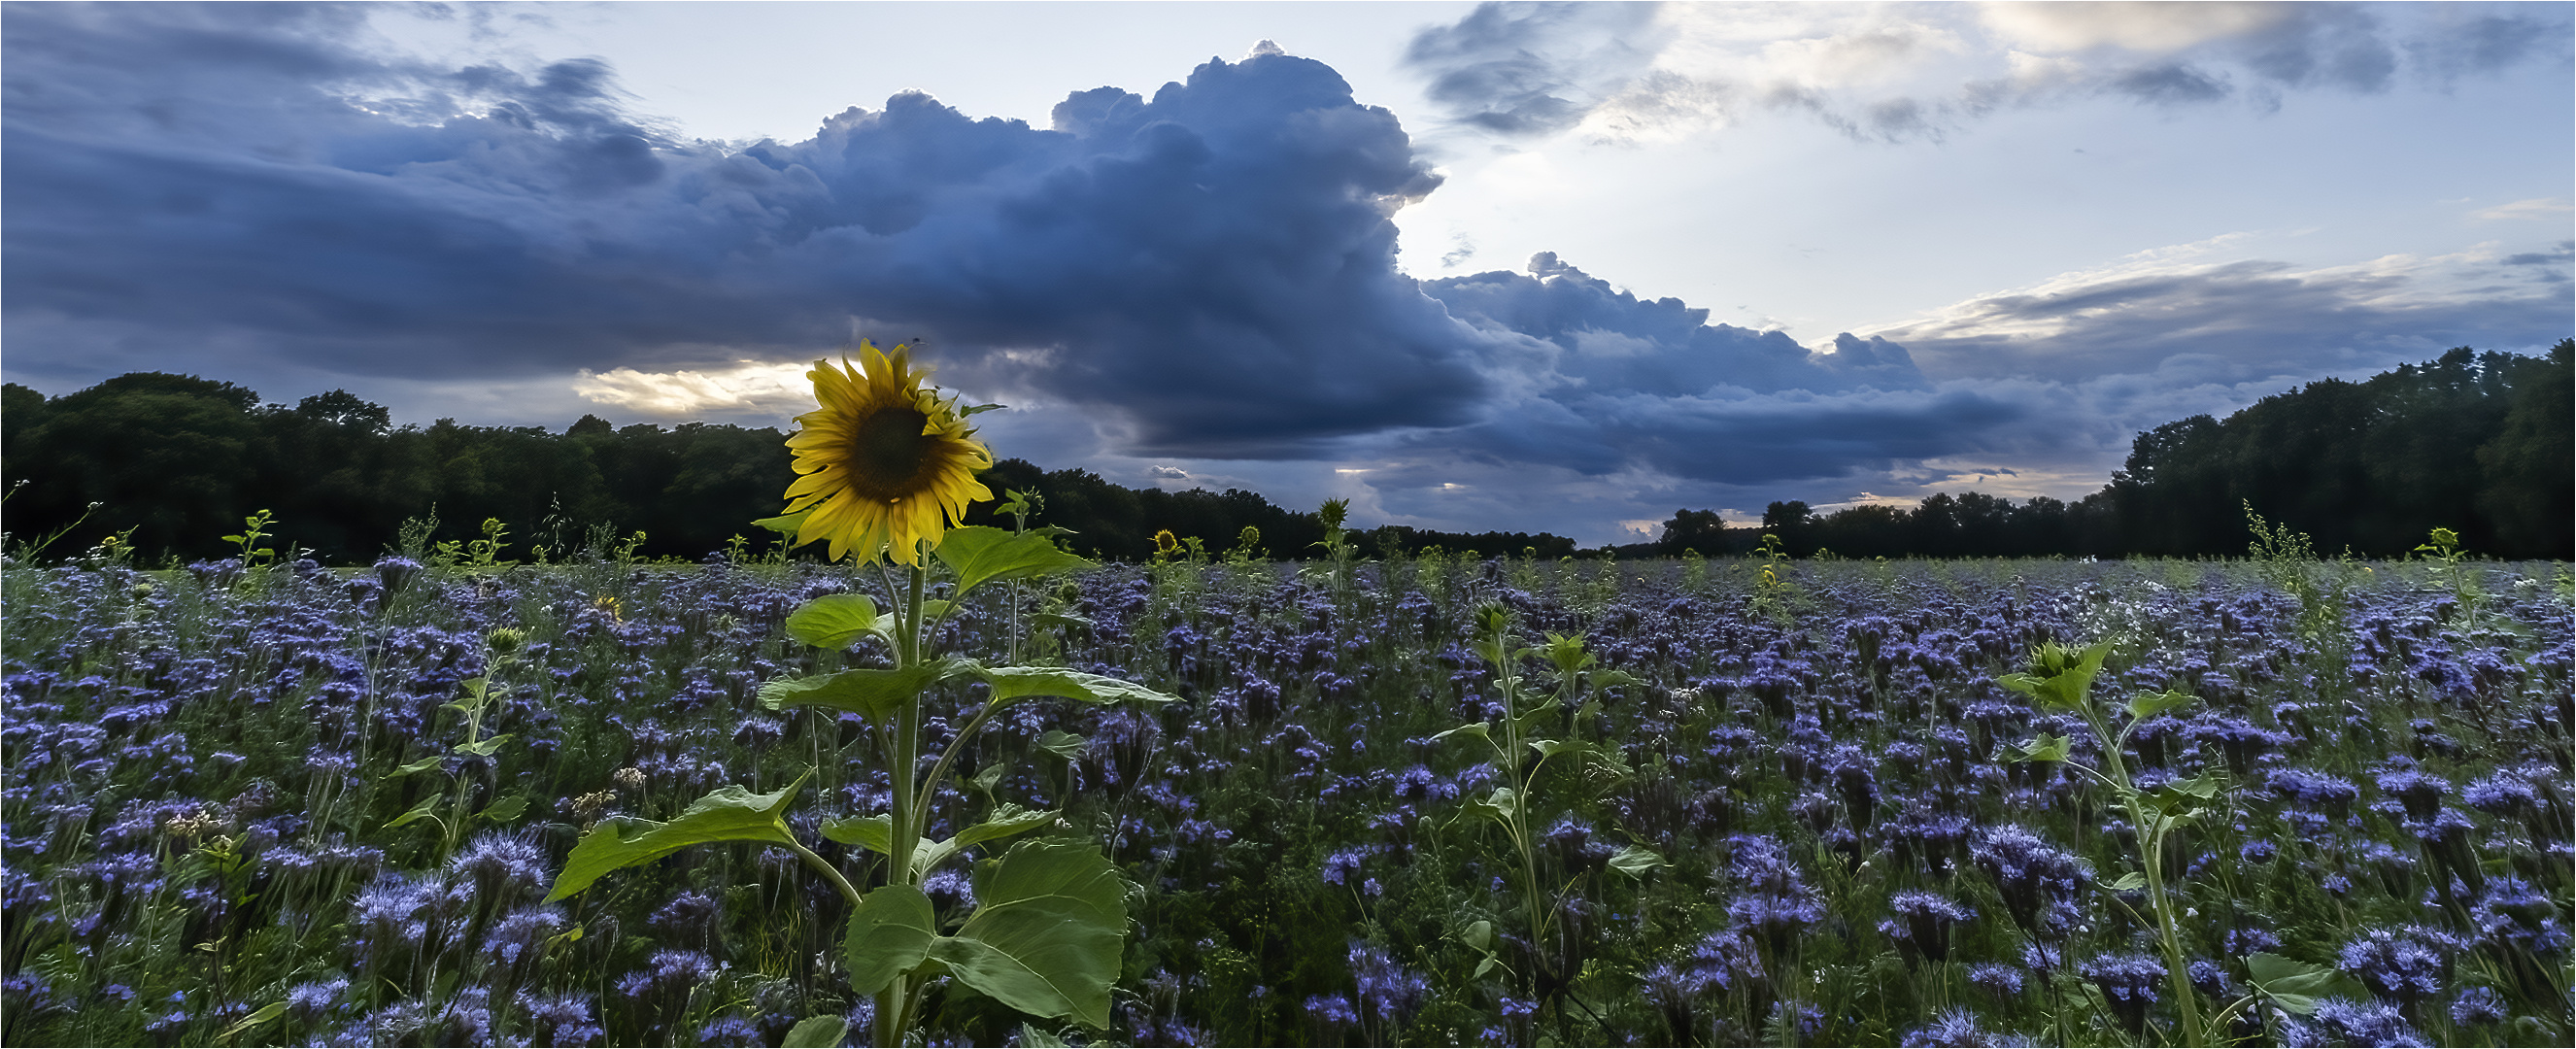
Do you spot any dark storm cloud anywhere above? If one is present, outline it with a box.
[1407,382,2038,487]
[1388,254,2054,489]
[1424,254,1927,397]
[1,2,1483,457]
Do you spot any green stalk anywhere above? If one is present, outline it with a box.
[877,559,929,1049]
[787,839,864,909]
[1486,633,1547,1000]
[2136,816,2206,1046]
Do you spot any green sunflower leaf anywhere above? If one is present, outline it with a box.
[2246,953,2373,1016]
[977,666,1176,706]
[782,1017,849,1048]
[934,526,1094,598]
[759,659,972,722]
[1608,843,1666,877]
[844,884,938,996]
[929,841,1129,1029]
[2125,688,2197,723]
[386,793,443,829]
[546,775,805,902]
[785,593,884,651]
[753,510,811,538]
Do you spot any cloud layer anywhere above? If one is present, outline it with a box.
[1404,1,2573,144]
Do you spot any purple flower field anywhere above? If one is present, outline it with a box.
[3,551,2568,1046]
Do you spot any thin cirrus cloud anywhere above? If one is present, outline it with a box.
[1402,1,2570,144]
[1866,239,2576,384]
[0,2,2565,542]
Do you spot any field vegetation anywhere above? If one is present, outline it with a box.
[4,530,2568,1046]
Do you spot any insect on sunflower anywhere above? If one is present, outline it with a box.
[781,341,994,564]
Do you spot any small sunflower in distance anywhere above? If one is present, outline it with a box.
[782,341,994,564]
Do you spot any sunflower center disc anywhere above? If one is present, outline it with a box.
[847,406,933,499]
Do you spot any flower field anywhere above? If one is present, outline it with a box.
[3,550,2569,1047]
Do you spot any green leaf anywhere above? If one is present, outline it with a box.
[760,659,967,722]
[1461,920,1494,951]
[2125,689,2196,723]
[1016,1024,1071,1048]
[2246,953,2373,1016]
[1589,668,1641,690]
[1508,695,1564,741]
[961,402,1007,417]
[1431,722,1494,749]
[1034,730,1087,760]
[1540,632,1595,676]
[388,755,446,777]
[786,593,884,651]
[477,794,529,824]
[978,666,1177,706]
[753,510,810,538]
[217,1000,288,1041]
[1999,733,2073,763]
[386,793,444,829]
[930,840,1129,1029]
[955,804,1062,850]
[2107,871,2147,892]
[843,883,938,995]
[1608,843,1665,877]
[456,733,513,759]
[821,814,898,855]
[2140,769,2228,816]
[900,805,1064,890]
[934,525,1094,597]
[1998,641,2114,710]
[546,775,806,901]
[1460,786,1521,828]
[782,1016,850,1048]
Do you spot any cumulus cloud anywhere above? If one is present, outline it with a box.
[1403,1,2571,143]
[2,1,1481,457]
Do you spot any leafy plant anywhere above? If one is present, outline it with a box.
[1437,603,1660,1025]
[384,630,530,861]
[1996,641,2224,1046]
[220,508,281,572]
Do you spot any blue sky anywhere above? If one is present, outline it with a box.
[5,2,2569,544]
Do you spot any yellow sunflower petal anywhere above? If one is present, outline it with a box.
[774,340,995,564]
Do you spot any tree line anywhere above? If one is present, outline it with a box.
[0,375,1576,565]
[3,341,2563,565]
[1639,341,2571,561]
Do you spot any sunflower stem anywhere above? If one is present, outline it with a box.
[874,557,930,1049]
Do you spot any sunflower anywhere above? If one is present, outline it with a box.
[782,341,994,564]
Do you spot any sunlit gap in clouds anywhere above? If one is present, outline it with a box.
[573,361,813,421]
